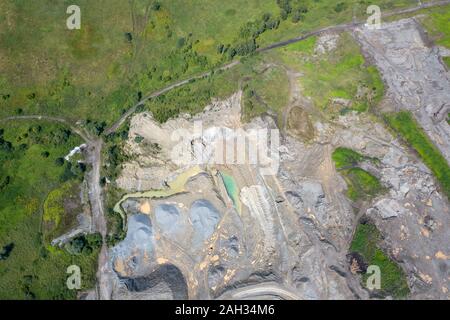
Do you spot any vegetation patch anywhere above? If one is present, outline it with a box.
[0,121,98,299]
[65,233,102,256]
[278,33,384,116]
[0,0,416,127]
[259,0,418,56]
[332,147,384,201]
[0,0,279,124]
[350,222,410,299]
[0,243,14,261]
[102,124,130,247]
[145,57,259,123]
[443,57,450,69]
[384,111,450,200]
[43,181,82,243]
[332,147,367,169]
[284,36,316,54]
[421,6,450,48]
[344,168,384,201]
[106,208,126,247]
[242,63,289,123]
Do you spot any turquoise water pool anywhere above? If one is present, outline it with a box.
[220,171,240,211]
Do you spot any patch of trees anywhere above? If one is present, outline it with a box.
[104,144,129,181]
[218,9,289,59]
[148,80,217,123]
[134,135,144,143]
[0,129,13,153]
[106,123,129,143]
[24,125,72,146]
[125,32,133,43]
[106,209,126,247]
[26,92,36,100]
[134,23,210,97]
[239,14,281,40]
[0,128,13,152]
[65,233,102,256]
[0,175,11,192]
[334,2,348,13]
[232,39,257,58]
[55,157,65,166]
[277,0,308,23]
[277,0,292,18]
[178,36,209,69]
[103,123,129,186]
[152,1,161,11]
[41,151,50,158]
[85,119,107,136]
[59,159,87,183]
[0,243,14,260]
[177,37,186,48]
[21,275,36,299]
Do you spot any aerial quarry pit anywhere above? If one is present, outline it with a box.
[103,16,450,300]
[108,73,449,299]
[1,0,450,304]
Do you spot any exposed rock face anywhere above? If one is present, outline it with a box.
[189,199,221,248]
[121,264,188,300]
[354,18,450,162]
[116,92,243,192]
[279,106,450,299]
[368,199,410,219]
[111,214,155,278]
[154,204,182,236]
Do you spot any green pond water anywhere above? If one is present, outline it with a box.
[114,166,202,217]
[220,171,240,212]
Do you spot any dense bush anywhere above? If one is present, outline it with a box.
[65,233,102,256]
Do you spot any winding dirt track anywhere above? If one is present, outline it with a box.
[217,283,301,300]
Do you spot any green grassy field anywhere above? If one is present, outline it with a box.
[344,168,385,201]
[444,57,450,69]
[43,180,84,244]
[350,223,410,299]
[0,121,98,299]
[276,32,384,116]
[421,5,450,48]
[0,0,417,127]
[241,61,290,123]
[332,147,384,201]
[384,112,450,200]
[0,0,279,125]
[332,147,368,169]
